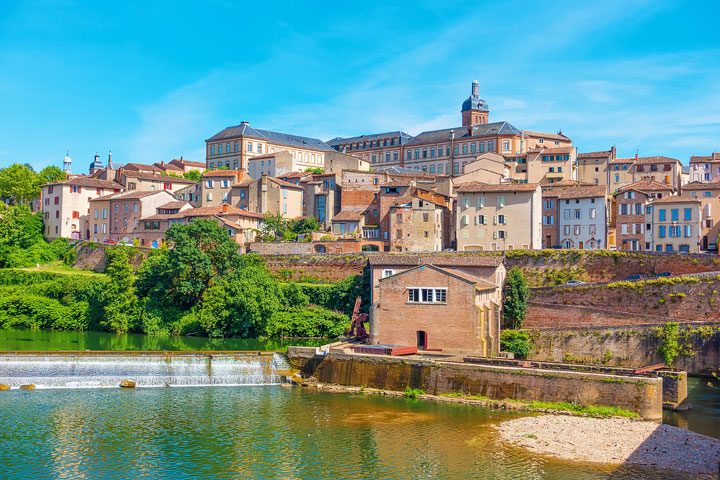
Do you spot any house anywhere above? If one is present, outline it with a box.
[524,146,577,184]
[201,170,252,207]
[680,181,720,250]
[630,156,682,189]
[387,190,448,252]
[40,177,122,241]
[118,170,196,193]
[646,196,701,253]
[455,182,542,251]
[135,201,193,247]
[608,157,635,192]
[689,152,720,183]
[173,183,201,207]
[368,254,505,356]
[555,185,607,249]
[88,190,176,245]
[229,175,304,219]
[304,173,341,230]
[613,180,675,251]
[172,204,264,247]
[576,147,616,191]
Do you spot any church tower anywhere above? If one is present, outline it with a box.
[63,151,72,174]
[461,79,489,127]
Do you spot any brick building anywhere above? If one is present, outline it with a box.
[368,254,505,356]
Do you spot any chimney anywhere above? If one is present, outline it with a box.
[240,121,249,126]
[221,203,229,214]
[635,150,639,160]
[610,146,616,159]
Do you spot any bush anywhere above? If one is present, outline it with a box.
[500,330,531,359]
[503,267,529,329]
[264,306,349,338]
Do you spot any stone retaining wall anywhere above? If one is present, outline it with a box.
[287,347,664,420]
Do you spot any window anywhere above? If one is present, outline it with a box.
[210,145,215,155]
[497,196,505,208]
[590,208,597,219]
[503,140,510,151]
[94,209,99,219]
[671,209,679,221]
[478,214,486,225]
[221,180,229,188]
[544,199,554,209]
[206,180,214,188]
[497,214,506,225]
[247,142,253,152]
[684,225,692,237]
[659,209,666,221]
[382,269,394,278]
[408,288,446,303]
[683,208,692,221]
[218,144,223,155]
[163,182,172,190]
[207,192,213,201]
[476,196,485,208]
[658,225,666,238]
[574,209,581,219]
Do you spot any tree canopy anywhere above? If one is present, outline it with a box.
[502,267,529,329]
[0,163,66,205]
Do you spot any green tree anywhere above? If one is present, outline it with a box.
[135,219,241,310]
[304,167,324,174]
[0,164,41,205]
[38,166,66,185]
[500,330,531,359]
[101,247,140,334]
[182,170,203,182]
[502,267,529,329]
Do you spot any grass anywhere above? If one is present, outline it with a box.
[437,392,639,418]
[10,261,103,277]
[403,387,425,399]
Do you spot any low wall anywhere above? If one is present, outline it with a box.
[528,323,720,375]
[287,347,663,420]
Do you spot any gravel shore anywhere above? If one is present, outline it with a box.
[497,415,720,476]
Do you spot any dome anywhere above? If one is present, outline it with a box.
[461,79,489,112]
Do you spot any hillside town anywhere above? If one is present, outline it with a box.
[40,80,720,256]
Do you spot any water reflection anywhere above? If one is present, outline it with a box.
[0,328,325,351]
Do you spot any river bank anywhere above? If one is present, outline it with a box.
[497,415,720,477]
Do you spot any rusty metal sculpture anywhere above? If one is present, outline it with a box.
[346,296,369,341]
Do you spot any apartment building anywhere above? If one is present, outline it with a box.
[229,175,303,219]
[524,147,577,184]
[326,131,410,166]
[630,156,682,189]
[201,170,252,207]
[556,185,607,249]
[387,191,448,252]
[41,177,122,241]
[205,121,333,171]
[576,147,616,189]
[689,152,720,183]
[304,173,341,230]
[613,180,675,251]
[455,182,542,251]
[368,254,505,355]
[88,190,176,245]
[118,170,196,193]
[645,196,701,253]
[609,157,635,192]
[682,181,720,250]
[327,80,572,175]
[540,180,598,248]
[136,201,193,247]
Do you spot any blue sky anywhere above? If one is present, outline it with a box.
[1,0,718,171]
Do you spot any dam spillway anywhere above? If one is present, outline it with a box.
[0,351,291,389]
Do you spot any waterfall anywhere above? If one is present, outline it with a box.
[0,352,291,389]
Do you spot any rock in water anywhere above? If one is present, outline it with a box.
[19,384,35,390]
[0,384,10,391]
[119,380,136,388]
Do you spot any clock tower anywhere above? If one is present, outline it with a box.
[461,79,489,127]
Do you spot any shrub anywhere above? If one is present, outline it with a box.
[503,267,529,329]
[500,329,531,359]
[404,387,425,399]
[264,306,349,338]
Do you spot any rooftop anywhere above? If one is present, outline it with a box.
[522,130,571,141]
[47,176,122,189]
[681,181,720,191]
[326,131,412,147]
[555,185,607,199]
[123,171,197,183]
[650,195,700,204]
[91,190,169,201]
[577,149,614,159]
[206,122,334,152]
[369,253,505,268]
[616,180,675,194]
[456,181,539,193]
[405,122,522,147]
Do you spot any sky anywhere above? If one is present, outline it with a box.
[0,0,719,171]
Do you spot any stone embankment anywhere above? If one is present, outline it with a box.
[497,415,720,477]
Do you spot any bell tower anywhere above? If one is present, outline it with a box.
[461,79,490,127]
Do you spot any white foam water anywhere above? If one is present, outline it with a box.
[0,353,290,389]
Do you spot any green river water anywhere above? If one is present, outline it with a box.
[0,329,717,479]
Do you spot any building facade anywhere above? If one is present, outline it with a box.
[646,197,701,253]
[613,180,675,251]
[455,182,542,251]
[689,152,720,183]
[556,185,608,249]
[682,181,720,250]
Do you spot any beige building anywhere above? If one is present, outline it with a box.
[41,177,122,241]
[576,148,616,191]
[304,173,341,230]
[609,157,635,192]
[524,146,577,184]
[136,201,193,247]
[387,192,447,252]
[205,121,333,171]
[689,152,720,183]
[682,181,720,250]
[201,170,252,207]
[630,156,682,189]
[613,180,675,252]
[646,196,701,253]
[118,170,197,193]
[455,182,542,251]
[229,175,304,219]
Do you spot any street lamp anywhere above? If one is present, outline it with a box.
[450,129,456,177]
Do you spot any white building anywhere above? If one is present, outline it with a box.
[41,177,123,241]
[557,185,607,249]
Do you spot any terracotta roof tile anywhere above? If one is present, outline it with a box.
[124,171,197,183]
[369,253,505,267]
[650,195,700,204]
[456,181,539,193]
[48,177,123,189]
[554,185,607,199]
[577,150,614,159]
[332,208,366,222]
[616,180,675,194]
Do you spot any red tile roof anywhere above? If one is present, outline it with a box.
[48,177,123,189]
[681,181,720,191]
[650,195,700,204]
[123,171,197,183]
[554,185,607,199]
[456,181,539,193]
[616,180,675,194]
[577,150,614,159]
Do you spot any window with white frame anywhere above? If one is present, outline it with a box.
[382,269,395,278]
[407,288,447,304]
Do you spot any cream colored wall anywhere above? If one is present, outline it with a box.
[456,188,541,251]
[88,199,111,243]
[42,184,117,241]
[647,201,701,253]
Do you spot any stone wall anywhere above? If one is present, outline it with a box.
[262,254,368,283]
[528,323,720,375]
[525,276,720,327]
[288,348,664,420]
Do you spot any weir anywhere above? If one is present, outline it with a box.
[0,352,290,389]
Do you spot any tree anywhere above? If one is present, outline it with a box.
[502,267,529,329]
[101,247,140,334]
[0,164,41,205]
[38,166,66,185]
[135,219,241,310]
[182,170,203,182]
[304,167,324,174]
